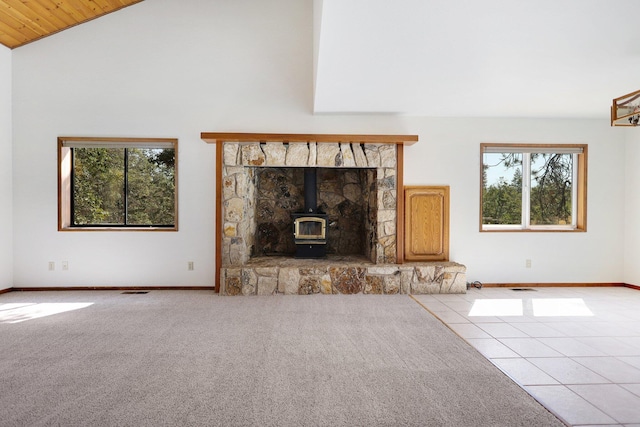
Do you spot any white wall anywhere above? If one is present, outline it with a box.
[11,0,318,287]
[624,130,640,286]
[10,0,627,287]
[0,44,11,290]
[402,118,626,284]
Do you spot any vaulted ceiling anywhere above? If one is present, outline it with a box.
[0,0,142,49]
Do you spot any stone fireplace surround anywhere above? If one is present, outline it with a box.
[202,133,466,296]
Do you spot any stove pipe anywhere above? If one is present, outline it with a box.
[303,168,317,213]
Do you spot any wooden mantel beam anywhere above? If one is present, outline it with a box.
[201,132,418,145]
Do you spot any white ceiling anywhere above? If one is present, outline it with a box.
[313,0,640,118]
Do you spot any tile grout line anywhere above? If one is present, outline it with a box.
[410,293,575,426]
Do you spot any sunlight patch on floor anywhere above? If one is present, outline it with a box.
[531,298,594,317]
[468,298,594,317]
[0,303,94,324]
[468,299,524,316]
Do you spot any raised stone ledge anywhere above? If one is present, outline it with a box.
[220,256,466,296]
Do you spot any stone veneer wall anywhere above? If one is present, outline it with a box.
[363,169,377,262]
[222,160,256,265]
[222,142,398,266]
[254,167,302,256]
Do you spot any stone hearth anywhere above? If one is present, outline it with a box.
[214,136,466,295]
[223,256,466,296]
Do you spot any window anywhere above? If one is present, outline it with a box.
[480,143,587,232]
[58,137,178,231]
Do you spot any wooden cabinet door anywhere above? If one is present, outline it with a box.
[404,186,449,261]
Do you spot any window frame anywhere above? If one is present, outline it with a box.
[479,143,587,232]
[58,137,179,232]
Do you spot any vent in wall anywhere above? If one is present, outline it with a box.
[121,291,149,294]
[511,288,537,292]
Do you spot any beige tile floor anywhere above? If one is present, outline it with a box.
[414,286,640,427]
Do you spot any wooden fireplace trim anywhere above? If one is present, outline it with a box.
[201,132,418,145]
[201,132,419,293]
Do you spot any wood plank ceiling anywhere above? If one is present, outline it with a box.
[0,0,143,49]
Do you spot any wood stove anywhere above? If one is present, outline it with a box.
[292,168,328,258]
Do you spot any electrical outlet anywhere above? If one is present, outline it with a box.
[525,259,532,268]
[48,261,55,271]
[188,261,194,271]
[62,261,69,271]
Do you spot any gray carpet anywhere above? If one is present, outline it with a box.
[0,291,563,426]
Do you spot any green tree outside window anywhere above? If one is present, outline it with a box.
[481,144,585,231]
[72,147,175,226]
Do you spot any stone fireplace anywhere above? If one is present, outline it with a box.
[222,141,399,266]
[202,133,466,296]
